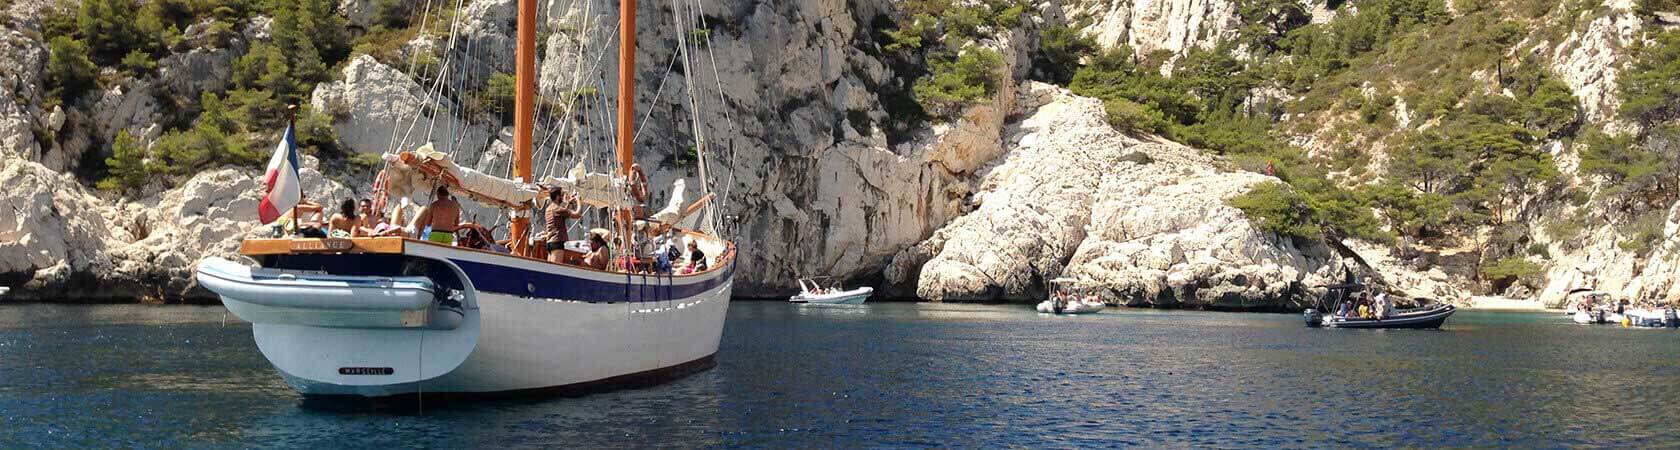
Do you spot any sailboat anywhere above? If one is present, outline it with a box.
[195,0,736,397]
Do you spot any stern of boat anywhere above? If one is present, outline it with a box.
[197,238,483,396]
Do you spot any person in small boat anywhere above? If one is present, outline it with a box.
[1374,292,1391,319]
[685,240,708,274]
[584,233,611,270]
[413,185,462,245]
[328,199,372,238]
[1336,295,1354,317]
[544,188,582,263]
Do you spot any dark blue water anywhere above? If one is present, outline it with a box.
[2,302,1676,448]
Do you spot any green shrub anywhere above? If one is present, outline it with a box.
[913,48,1002,120]
[1543,214,1586,244]
[120,48,156,76]
[1618,211,1667,256]
[77,0,151,62]
[1229,182,1324,240]
[1103,98,1169,134]
[97,131,151,192]
[1031,25,1096,86]
[1620,29,1680,126]
[45,36,99,107]
[1481,257,1542,283]
[375,0,411,29]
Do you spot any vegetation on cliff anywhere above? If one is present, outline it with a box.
[41,0,362,193]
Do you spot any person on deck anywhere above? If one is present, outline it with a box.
[1374,292,1391,319]
[412,186,461,245]
[685,240,708,274]
[544,188,582,263]
[629,163,650,218]
[584,233,611,270]
[284,193,327,237]
[328,199,371,238]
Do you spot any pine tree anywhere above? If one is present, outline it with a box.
[98,131,151,192]
[46,36,98,105]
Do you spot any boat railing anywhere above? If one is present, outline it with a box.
[240,230,738,280]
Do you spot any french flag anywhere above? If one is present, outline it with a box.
[257,124,301,224]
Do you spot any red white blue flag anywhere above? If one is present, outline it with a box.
[257,123,301,224]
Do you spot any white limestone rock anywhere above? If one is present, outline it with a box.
[1063,0,1241,61]
[1549,6,1641,124]
[310,55,494,160]
[0,151,352,301]
[899,83,1364,307]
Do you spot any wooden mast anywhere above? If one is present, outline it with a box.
[615,0,637,242]
[511,0,537,255]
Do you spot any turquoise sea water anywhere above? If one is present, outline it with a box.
[1,302,1676,447]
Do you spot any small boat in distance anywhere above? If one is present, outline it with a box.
[0,286,8,297]
[1304,283,1454,329]
[789,277,872,305]
[1036,278,1106,315]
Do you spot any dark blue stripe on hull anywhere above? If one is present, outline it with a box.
[449,258,732,302]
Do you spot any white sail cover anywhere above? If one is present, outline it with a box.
[651,179,686,224]
[382,144,541,208]
[541,161,636,210]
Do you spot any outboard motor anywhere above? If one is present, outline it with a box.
[426,289,466,330]
[1304,309,1324,328]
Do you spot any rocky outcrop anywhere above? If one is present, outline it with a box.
[891,83,1371,308]
[0,154,350,302]
[0,21,47,168]
[1537,202,1680,307]
[1549,5,1641,124]
[1063,0,1240,59]
[310,55,494,159]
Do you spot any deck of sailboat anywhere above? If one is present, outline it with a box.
[238,235,736,278]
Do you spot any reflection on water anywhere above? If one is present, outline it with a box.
[1,302,1677,447]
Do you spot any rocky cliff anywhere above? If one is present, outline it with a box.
[2,0,1677,309]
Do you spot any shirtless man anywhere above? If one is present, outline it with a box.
[282,193,326,236]
[628,163,650,218]
[412,186,462,245]
[544,188,582,263]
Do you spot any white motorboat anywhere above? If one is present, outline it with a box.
[789,277,871,305]
[0,286,8,297]
[1037,278,1107,314]
[198,0,739,398]
[1574,309,1607,324]
[1623,308,1673,328]
[1036,299,1105,314]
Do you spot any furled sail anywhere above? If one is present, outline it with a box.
[381,144,541,209]
[540,161,636,210]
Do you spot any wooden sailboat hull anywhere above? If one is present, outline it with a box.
[214,239,734,397]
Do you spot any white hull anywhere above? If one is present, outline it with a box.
[790,287,872,305]
[262,283,732,397]
[1037,301,1105,314]
[208,240,733,397]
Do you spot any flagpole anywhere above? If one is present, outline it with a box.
[287,104,299,237]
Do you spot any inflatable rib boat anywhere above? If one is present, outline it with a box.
[196,257,464,330]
